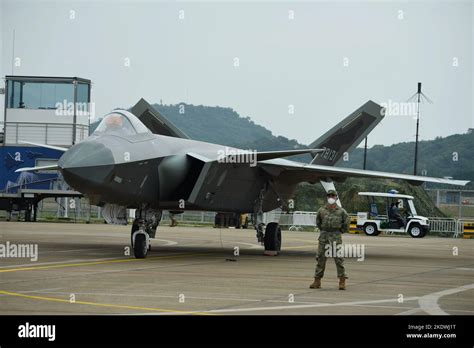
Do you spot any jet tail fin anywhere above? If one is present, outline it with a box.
[308,100,384,165]
[131,98,190,139]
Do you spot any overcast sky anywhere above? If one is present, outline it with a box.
[1,0,473,147]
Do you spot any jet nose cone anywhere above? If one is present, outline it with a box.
[59,141,115,189]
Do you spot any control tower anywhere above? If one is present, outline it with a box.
[0,75,91,220]
[2,75,91,146]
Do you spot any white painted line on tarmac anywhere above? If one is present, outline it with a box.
[152,239,178,246]
[202,296,420,314]
[418,283,474,315]
[135,303,420,316]
[396,308,422,315]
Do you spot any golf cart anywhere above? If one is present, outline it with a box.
[356,191,430,238]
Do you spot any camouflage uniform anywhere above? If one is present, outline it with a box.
[314,204,350,279]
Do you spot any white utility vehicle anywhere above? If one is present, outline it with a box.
[356,191,430,238]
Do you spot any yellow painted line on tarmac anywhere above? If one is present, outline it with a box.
[0,290,215,316]
[0,253,208,274]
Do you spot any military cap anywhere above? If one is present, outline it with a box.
[326,189,337,196]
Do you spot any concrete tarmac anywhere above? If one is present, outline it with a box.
[0,222,473,315]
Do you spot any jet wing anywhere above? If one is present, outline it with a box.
[217,148,324,163]
[259,159,470,186]
[256,149,324,161]
[15,164,59,173]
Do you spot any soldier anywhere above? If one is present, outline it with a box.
[310,189,350,290]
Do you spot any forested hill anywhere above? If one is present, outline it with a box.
[150,103,304,150]
[91,102,473,184]
[340,132,474,183]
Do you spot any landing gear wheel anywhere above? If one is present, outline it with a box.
[133,233,148,258]
[264,222,282,251]
[131,223,139,248]
[408,224,424,238]
[364,223,379,236]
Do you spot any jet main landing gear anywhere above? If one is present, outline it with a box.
[264,222,282,252]
[253,184,282,255]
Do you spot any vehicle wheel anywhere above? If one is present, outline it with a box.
[133,233,148,258]
[408,224,424,238]
[264,222,282,251]
[364,223,379,236]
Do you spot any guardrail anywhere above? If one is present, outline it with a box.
[3,121,88,146]
[160,211,216,224]
[4,177,59,193]
[427,218,461,237]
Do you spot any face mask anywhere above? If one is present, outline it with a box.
[327,197,337,205]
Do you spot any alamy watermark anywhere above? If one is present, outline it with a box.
[217,147,257,167]
[0,241,38,261]
[325,242,365,261]
[18,322,55,341]
[380,99,418,118]
[55,99,95,118]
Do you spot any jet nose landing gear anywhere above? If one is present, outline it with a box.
[130,209,162,258]
[132,227,149,259]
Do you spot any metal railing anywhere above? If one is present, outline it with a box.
[2,121,88,146]
[4,177,59,193]
[160,211,216,224]
[427,218,461,236]
[263,211,468,237]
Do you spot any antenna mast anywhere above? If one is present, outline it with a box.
[408,82,432,175]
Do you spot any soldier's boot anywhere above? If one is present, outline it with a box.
[309,278,321,289]
[338,277,346,290]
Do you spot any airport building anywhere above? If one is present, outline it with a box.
[0,75,90,220]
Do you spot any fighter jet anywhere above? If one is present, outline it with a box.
[16,99,469,258]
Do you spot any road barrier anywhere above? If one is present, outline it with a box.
[426,218,461,237]
[349,216,363,234]
[462,221,474,239]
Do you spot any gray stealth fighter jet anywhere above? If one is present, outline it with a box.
[17,99,469,258]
